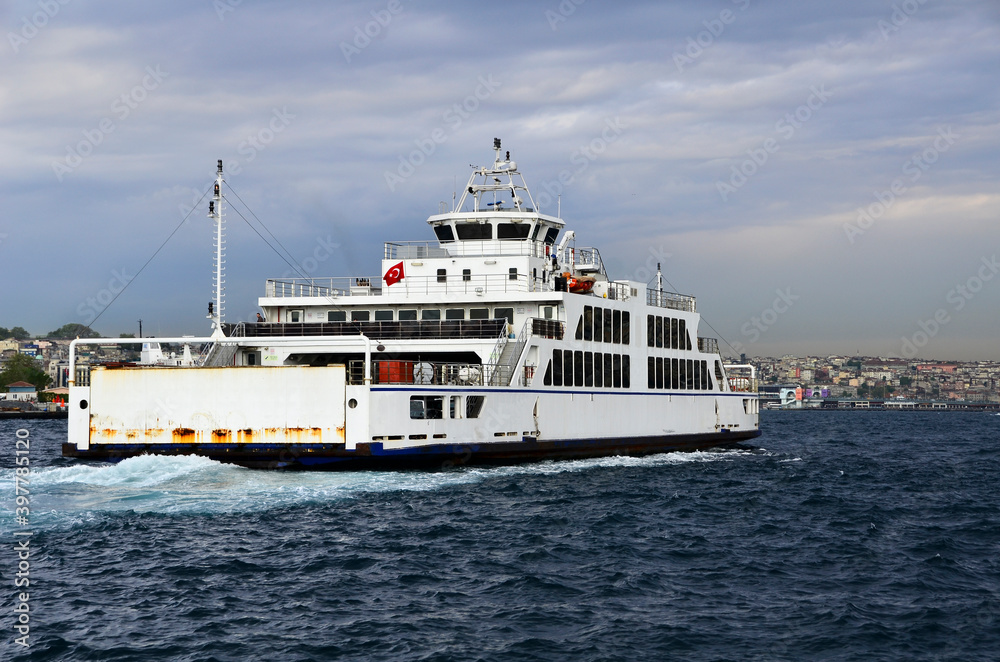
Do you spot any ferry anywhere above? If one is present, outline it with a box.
[63,140,760,469]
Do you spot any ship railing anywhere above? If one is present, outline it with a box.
[384,239,552,260]
[227,319,508,340]
[647,288,697,312]
[698,337,719,354]
[486,321,511,385]
[383,273,538,295]
[267,273,543,297]
[574,247,607,276]
[265,277,383,298]
[348,359,511,387]
[605,282,639,301]
[724,364,758,393]
[530,317,564,340]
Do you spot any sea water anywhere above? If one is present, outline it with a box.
[1,412,999,661]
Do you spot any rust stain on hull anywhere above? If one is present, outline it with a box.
[91,426,338,445]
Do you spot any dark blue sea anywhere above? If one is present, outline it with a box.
[2,412,999,661]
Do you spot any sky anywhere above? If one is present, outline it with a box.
[1,0,998,361]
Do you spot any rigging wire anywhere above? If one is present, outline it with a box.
[225,182,307,278]
[224,198,310,281]
[89,185,212,330]
[223,180,353,319]
[652,273,743,359]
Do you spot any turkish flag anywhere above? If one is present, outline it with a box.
[384,261,405,286]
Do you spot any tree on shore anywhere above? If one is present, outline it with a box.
[0,354,51,391]
[47,323,100,339]
[0,326,30,340]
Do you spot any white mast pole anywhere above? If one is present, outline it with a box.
[209,159,225,339]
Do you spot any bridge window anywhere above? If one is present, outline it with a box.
[544,227,560,245]
[433,225,455,242]
[498,223,530,239]
[457,222,492,240]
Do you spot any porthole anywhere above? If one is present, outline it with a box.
[79,399,89,409]
[348,398,358,409]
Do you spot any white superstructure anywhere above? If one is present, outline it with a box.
[65,141,759,469]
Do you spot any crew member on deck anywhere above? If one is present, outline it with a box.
[256,313,265,323]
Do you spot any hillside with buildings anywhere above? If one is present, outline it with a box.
[748,355,1000,406]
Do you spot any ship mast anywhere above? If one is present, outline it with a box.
[208,159,226,338]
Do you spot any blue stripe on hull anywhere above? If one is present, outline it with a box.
[62,429,761,470]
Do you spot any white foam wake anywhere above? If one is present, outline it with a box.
[0,448,751,529]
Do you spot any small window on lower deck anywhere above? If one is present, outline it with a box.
[374,310,393,321]
[466,395,485,418]
[445,308,465,320]
[469,308,489,320]
[421,309,441,320]
[398,309,417,321]
[328,310,346,322]
[410,396,443,419]
[351,310,370,321]
[289,310,303,323]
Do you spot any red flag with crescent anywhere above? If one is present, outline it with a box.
[384,261,405,286]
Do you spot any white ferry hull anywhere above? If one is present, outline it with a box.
[63,143,761,470]
[63,366,759,470]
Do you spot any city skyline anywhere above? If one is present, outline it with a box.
[2,0,998,360]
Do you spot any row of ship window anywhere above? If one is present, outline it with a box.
[543,350,632,389]
[646,314,693,351]
[324,307,523,323]
[433,221,561,244]
[540,351,721,392]
[574,305,631,345]
[647,357,715,391]
[434,268,520,282]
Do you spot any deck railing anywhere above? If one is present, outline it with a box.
[384,239,552,260]
[698,337,719,354]
[647,288,697,312]
[348,359,511,387]
[265,277,382,298]
[226,319,508,340]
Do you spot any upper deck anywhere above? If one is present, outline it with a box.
[258,139,698,314]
